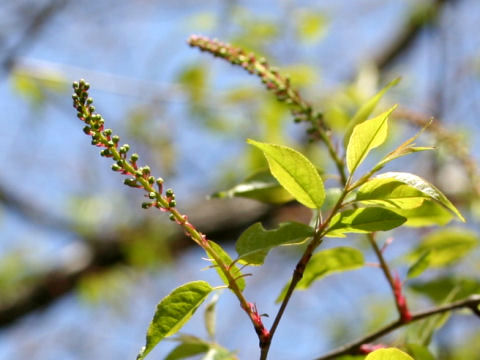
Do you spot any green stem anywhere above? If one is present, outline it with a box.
[74,88,268,349]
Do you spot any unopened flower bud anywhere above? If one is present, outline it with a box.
[141,166,151,175]
[100,149,110,157]
[141,202,152,209]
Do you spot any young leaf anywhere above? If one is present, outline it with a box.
[204,292,220,340]
[165,335,237,360]
[202,347,238,360]
[346,105,397,175]
[326,207,406,237]
[407,228,478,267]
[247,139,325,209]
[356,178,430,209]
[392,200,452,227]
[365,348,414,360]
[137,281,213,360]
[208,241,246,291]
[210,170,293,204]
[373,119,434,172]
[344,77,400,149]
[406,251,431,279]
[165,342,210,360]
[236,222,314,265]
[372,172,465,222]
[276,247,364,302]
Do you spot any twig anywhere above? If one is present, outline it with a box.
[315,295,480,360]
[374,0,458,71]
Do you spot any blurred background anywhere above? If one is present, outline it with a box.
[1,0,480,359]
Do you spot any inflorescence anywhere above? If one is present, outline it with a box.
[71,79,175,213]
[188,35,326,134]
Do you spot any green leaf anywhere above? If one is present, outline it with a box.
[409,276,480,303]
[236,222,314,265]
[405,343,435,360]
[373,120,434,171]
[202,347,238,360]
[365,348,414,360]
[344,78,400,149]
[372,172,465,222]
[346,105,397,175]
[276,247,364,302]
[322,187,344,211]
[407,228,478,267]
[247,139,325,209]
[165,335,237,360]
[210,170,293,204]
[326,207,406,237]
[137,281,213,360]
[204,293,219,340]
[165,342,209,360]
[356,178,430,209]
[406,251,431,279]
[208,241,246,291]
[392,200,453,227]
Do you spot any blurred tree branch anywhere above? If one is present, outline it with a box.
[374,0,458,71]
[1,0,69,74]
[0,197,280,327]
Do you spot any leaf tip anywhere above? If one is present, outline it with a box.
[391,76,401,86]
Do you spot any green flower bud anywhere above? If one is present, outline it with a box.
[148,192,156,199]
[141,166,151,175]
[166,188,174,197]
[141,202,152,209]
[111,163,121,171]
[112,135,120,144]
[100,149,110,157]
[130,153,139,162]
[168,200,176,208]
[124,178,139,187]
